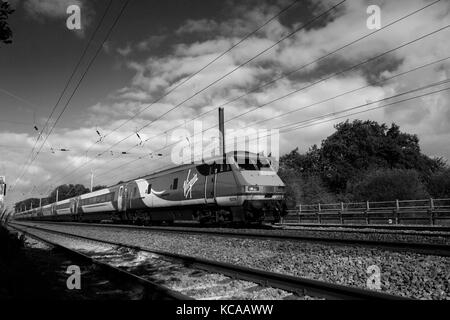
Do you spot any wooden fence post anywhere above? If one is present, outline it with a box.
[430,198,434,226]
[395,199,400,224]
[366,201,370,225]
[317,203,321,224]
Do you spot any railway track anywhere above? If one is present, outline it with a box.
[18,220,450,257]
[278,222,450,233]
[9,222,408,300]
[7,224,189,300]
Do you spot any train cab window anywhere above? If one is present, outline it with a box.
[234,156,271,171]
[172,178,178,190]
[147,184,152,194]
[217,163,231,173]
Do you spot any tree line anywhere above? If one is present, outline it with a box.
[278,120,450,204]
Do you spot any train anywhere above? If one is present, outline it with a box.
[14,151,288,225]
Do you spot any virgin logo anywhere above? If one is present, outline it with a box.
[183,169,198,199]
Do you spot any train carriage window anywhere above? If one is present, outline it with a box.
[172,178,178,190]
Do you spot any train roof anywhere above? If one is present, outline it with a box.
[112,151,273,186]
[79,187,111,199]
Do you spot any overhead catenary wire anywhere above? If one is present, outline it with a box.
[94,0,346,157]
[94,22,450,176]
[92,78,450,186]
[9,0,115,193]
[11,0,131,198]
[42,20,450,194]
[52,0,442,186]
[21,1,446,200]
[39,0,348,190]
[99,85,450,187]
[83,0,444,163]
[24,77,450,204]
[83,0,305,155]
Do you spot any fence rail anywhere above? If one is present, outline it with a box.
[282,198,450,226]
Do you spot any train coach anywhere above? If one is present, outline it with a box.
[15,151,288,225]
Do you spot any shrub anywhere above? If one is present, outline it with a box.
[279,168,335,204]
[347,168,429,201]
[427,169,450,198]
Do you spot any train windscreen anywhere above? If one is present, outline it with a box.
[234,156,272,171]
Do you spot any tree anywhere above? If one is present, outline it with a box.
[319,120,444,192]
[279,151,335,205]
[0,1,14,45]
[279,119,446,202]
[427,169,450,198]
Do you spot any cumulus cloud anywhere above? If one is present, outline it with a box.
[23,0,93,36]
[116,44,132,57]
[24,0,84,19]
[175,19,220,35]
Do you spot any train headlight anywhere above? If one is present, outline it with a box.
[246,186,260,192]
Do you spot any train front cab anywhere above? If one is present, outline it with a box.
[227,152,287,223]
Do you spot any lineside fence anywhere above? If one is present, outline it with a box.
[282,198,450,226]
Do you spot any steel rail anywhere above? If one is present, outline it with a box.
[277,223,450,233]
[16,220,450,257]
[10,222,410,300]
[7,224,191,300]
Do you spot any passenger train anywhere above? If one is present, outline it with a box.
[14,152,288,225]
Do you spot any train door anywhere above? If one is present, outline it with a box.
[123,185,129,211]
[70,198,80,221]
[204,166,217,204]
[126,183,133,211]
[118,186,125,211]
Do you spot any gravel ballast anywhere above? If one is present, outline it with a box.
[15,222,450,300]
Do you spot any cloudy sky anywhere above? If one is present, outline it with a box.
[0,0,449,209]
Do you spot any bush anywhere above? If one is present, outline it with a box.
[347,169,429,201]
[279,168,335,204]
[427,169,450,198]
